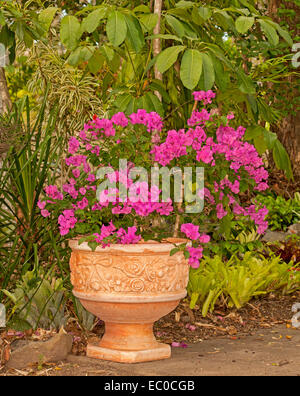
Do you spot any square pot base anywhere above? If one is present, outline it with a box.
[87,343,171,363]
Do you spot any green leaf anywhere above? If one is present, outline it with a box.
[106,11,127,47]
[273,140,293,180]
[15,21,25,41]
[88,49,105,73]
[262,129,277,150]
[60,15,81,51]
[146,92,164,117]
[237,68,256,94]
[235,16,255,34]
[67,46,95,66]
[244,125,263,141]
[170,247,180,256]
[81,8,107,34]
[276,24,293,47]
[210,53,228,92]
[38,7,58,32]
[147,33,183,43]
[7,318,32,331]
[156,45,185,74]
[180,49,202,89]
[254,135,267,155]
[166,15,185,38]
[133,5,151,13]
[199,52,215,90]
[258,19,279,46]
[197,6,212,21]
[125,97,138,114]
[149,80,171,104]
[88,241,98,251]
[101,44,114,62]
[190,292,200,309]
[139,14,159,32]
[175,1,194,8]
[124,14,145,53]
[0,11,5,27]
[0,25,15,48]
[115,94,132,112]
[219,214,232,240]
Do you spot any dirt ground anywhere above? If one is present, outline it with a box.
[1,293,299,376]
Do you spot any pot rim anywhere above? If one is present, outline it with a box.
[73,290,187,303]
[69,237,189,253]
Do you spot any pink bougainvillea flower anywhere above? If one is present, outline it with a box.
[68,137,80,154]
[181,223,200,241]
[41,209,50,217]
[187,247,203,268]
[171,342,188,348]
[37,200,46,210]
[199,234,210,244]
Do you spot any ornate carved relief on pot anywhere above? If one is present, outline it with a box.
[70,247,189,298]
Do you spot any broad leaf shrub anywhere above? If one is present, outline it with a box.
[38,91,271,269]
[256,193,300,231]
[2,268,67,331]
[188,253,300,317]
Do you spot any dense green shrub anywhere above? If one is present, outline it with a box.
[188,252,300,317]
[256,193,300,231]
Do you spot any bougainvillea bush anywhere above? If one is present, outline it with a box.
[38,91,269,269]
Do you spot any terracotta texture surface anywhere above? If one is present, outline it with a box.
[69,239,189,363]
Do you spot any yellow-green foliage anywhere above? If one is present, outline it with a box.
[188,253,300,317]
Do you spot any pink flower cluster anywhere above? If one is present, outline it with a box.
[38,92,270,266]
[152,115,269,192]
[94,223,141,246]
[180,223,210,268]
[58,210,77,236]
[44,185,63,200]
[193,90,216,105]
[95,180,174,217]
[233,204,269,234]
[129,109,163,132]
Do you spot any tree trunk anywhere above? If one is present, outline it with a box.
[268,0,300,181]
[153,0,163,85]
[0,67,11,114]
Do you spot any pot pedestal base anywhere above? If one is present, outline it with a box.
[87,322,171,363]
[87,343,170,364]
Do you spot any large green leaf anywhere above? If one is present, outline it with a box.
[38,7,58,32]
[180,49,202,89]
[81,8,107,34]
[211,54,228,92]
[60,15,81,50]
[235,16,255,34]
[259,19,279,46]
[139,13,159,32]
[244,125,263,141]
[199,52,215,90]
[88,49,105,73]
[146,92,164,116]
[156,45,185,74]
[67,46,95,66]
[124,14,145,53]
[115,93,132,112]
[197,6,212,21]
[106,11,127,47]
[276,24,293,46]
[237,68,256,95]
[165,15,185,38]
[273,140,293,180]
[0,10,5,26]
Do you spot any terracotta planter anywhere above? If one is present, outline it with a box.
[69,238,189,363]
